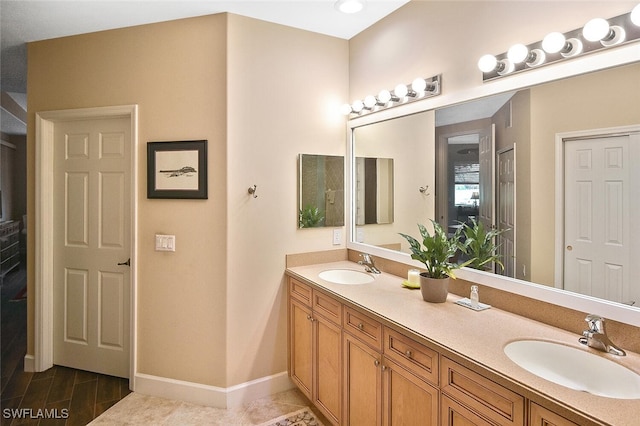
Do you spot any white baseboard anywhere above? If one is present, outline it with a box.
[134,371,294,409]
[24,354,35,372]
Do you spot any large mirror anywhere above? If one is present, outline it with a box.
[298,154,345,228]
[350,62,640,310]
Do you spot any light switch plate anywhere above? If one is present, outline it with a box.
[155,234,176,252]
[332,228,342,245]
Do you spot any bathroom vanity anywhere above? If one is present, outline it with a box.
[286,255,640,426]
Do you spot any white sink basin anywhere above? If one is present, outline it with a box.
[504,340,640,399]
[318,269,374,285]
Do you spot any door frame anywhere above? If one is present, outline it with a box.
[553,124,640,289]
[33,105,138,384]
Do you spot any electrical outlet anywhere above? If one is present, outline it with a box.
[155,234,176,252]
[332,228,342,245]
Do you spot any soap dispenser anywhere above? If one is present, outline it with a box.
[470,285,479,309]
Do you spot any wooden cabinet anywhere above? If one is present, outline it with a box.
[289,279,342,425]
[288,275,592,426]
[342,306,438,426]
[529,403,579,426]
[440,357,524,426]
[0,220,20,280]
[343,331,383,425]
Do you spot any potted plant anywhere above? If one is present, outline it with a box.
[299,205,324,228]
[399,220,471,303]
[458,218,507,272]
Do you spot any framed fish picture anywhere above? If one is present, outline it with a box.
[147,140,208,199]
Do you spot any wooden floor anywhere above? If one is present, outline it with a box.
[1,263,130,425]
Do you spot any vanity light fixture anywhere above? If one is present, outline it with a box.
[342,74,441,116]
[478,5,640,81]
[334,0,365,14]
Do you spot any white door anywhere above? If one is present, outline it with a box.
[478,124,495,231]
[53,117,131,378]
[497,147,515,277]
[564,133,640,305]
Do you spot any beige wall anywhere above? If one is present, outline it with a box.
[27,12,348,389]
[349,1,635,100]
[225,14,348,386]
[529,63,640,285]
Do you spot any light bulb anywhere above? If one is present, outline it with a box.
[542,32,566,54]
[507,43,529,63]
[583,18,610,42]
[378,89,392,104]
[363,95,377,108]
[632,4,640,26]
[394,83,408,98]
[340,103,352,115]
[351,100,364,113]
[478,54,498,73]
[411,77,427,93]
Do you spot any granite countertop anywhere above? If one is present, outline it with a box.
[286,260,640,426]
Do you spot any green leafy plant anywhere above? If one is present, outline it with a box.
[399,220,471,279]
[299,205,324,228]
[458,218,507,271]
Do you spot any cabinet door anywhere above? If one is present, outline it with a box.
[290,297,313,399]
[529,403,579,426]
[315,314,342,425]
[441,394,494,426]
[344,332,383,426]
[384,358,439,426]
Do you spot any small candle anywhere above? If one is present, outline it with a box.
[408,269,420,285]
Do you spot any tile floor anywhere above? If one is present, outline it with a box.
[89,388,327,425]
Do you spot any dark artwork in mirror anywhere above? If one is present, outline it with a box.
[298,154,344,228]
[355,157,394,225]
[350,63,640,308]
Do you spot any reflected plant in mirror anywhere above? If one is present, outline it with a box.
[298,154,344,229]
[350,63,640,309]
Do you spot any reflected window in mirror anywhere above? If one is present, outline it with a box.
[298,154,344,229]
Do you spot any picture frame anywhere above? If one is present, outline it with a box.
[147,140,208,199]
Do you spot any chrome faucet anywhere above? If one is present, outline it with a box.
[578,314,626,356]
[358,253,381,274]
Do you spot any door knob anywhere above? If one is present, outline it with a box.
[566,246,573,251]
[117,258,131,266]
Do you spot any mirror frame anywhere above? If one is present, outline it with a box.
[346,43,640,327]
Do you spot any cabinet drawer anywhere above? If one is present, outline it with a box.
[384,327,438,385]
[441,357,524,426]
[343,306,382,350]
[529,402,579,426]
[312,290,342,325]
[289,278,312,306]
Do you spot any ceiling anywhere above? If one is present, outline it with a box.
[0,0,409,135]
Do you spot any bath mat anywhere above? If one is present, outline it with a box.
[257,407,324,426]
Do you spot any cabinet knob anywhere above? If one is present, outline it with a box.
[357,323,364,330]
[381,365,387,371]
[405,350,412,358]
[374,359,380,367]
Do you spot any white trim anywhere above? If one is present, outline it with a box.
[23,354,35,372]
[33,105,138,379]
[134,371,293,409]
